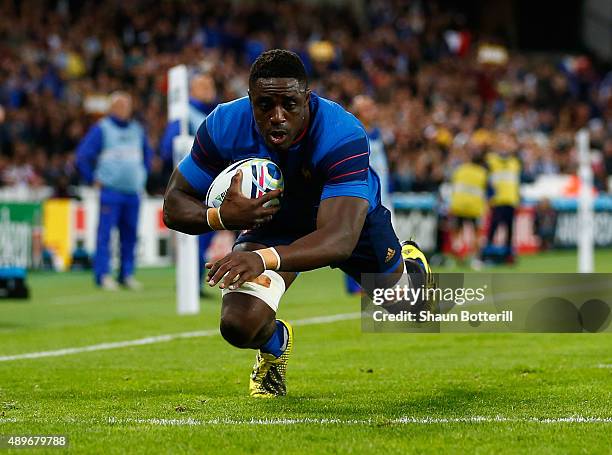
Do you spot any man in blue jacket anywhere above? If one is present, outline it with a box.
[76,92,152,290]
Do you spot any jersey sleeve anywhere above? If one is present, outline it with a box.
[177,115,227,196]
[75,124,103,185]
[318,134,370,201]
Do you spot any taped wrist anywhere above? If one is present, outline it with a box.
[254,247,281,271]
[206,207,226,230]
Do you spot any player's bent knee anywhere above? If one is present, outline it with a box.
[221,270,286,312]
[220,313,258,348]
[220,270,286,348]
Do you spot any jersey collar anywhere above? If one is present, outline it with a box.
[108,115,130,128]
[291,122,308,145]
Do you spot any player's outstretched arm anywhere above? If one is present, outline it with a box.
[206,196,368,289]
[163,168,281,235]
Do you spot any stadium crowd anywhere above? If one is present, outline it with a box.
[1,0,611,194]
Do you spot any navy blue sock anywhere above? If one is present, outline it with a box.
[260,320,288,357]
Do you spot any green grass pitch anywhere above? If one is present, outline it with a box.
[0,250,611,453]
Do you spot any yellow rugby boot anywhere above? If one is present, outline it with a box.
[401,239,433,285]
[401,240,436,313]
[249,319,293,397]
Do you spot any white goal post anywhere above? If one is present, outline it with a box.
[576,128,594,273]
[168,65,200,314]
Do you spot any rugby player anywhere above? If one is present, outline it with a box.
[163,50,431,397]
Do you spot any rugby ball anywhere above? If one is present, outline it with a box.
[205,158,284,208]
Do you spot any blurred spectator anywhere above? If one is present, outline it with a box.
[604,138,612,192]
[485,132,521,262]
[0,105,8,156]
[0,0,609,195]
[2,141,43,187]
[75,91,152,290]
[351,95,393,216]
[534,198,557,251]
[159,73,219,176]
[448,151,487,267]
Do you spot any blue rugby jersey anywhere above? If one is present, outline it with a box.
[178,93,382,233]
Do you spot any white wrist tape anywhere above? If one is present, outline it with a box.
[254,247,281,271]
[206,207,226,230]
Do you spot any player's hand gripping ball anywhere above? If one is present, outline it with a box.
[205,158,284,230]
[204,159,284,288]
[205,158,284,208]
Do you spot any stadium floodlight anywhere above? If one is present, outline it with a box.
[576,129,594,273]
[168,65,200,314]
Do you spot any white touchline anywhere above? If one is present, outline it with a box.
[0,313,361,362]
[104,416,611,425]
[104,416,612,425]
[104,416,590,425]
[1,416,610,426]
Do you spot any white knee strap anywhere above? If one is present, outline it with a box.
[221,270,286,312]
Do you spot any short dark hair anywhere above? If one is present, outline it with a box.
[249,49,308,89]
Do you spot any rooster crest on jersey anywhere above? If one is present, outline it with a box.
[205,158,284,208]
